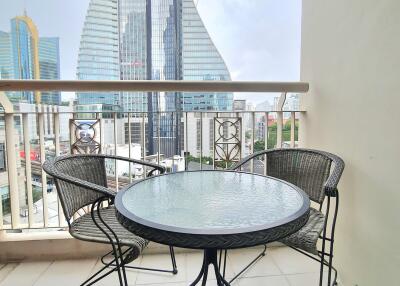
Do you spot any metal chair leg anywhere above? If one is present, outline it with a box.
[101,246,179,275]
[222,245,266,283]
[328,192,339,286]
[81,251,119,286]
[91,199,125,286]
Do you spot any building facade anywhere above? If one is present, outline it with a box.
[76,0,232,156]
[77,0,232,113]
[39,37,61,105]
[76,0,120,110]
[181,0,232,111]
[0,13,61,105]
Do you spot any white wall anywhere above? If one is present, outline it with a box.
[300,1,400,285]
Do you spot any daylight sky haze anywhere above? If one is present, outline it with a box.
[0,0,302,105]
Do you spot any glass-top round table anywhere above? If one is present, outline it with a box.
[115,170,310,285]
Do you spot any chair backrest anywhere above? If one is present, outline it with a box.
[265,149,333,203]
[47,155,108,222]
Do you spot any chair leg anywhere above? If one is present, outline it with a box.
[219,245,267,283]
[91,199,126,286]
[328,192,339,286]
[102,246,179,274]
[320,195,332,286]
[169,245,178,274]
[81,251,120,286]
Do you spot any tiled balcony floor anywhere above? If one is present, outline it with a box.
[0,247,329,286]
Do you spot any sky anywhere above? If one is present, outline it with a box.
[0,0,302,105]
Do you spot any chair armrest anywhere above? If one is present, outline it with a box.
[228,150,269,170]
[323,154,345,197]
[94,154,166,174]
[43,160,116,198]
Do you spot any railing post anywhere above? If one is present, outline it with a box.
[127,113,132,182]
[200,112,203,170]
[276,92,287,148]
[113,112,118,190]
[38,104,48,227]
[53,106,65,226]
[5,112,20,228]
[290,111,296,148]
[23,113,34,227]
[251,112,255,173]
[264,112,269,175]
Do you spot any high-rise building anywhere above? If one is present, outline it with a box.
[77,0,232,156]
[39,37,61,105]
[10,14,41,103]
[0,12,61,105]
[181,0,232,111]
[0,31,17,101]
[77,0,232,112]
[0,31,13,80]
[76,0,120,110]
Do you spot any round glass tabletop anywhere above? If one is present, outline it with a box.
[116,170,309,235]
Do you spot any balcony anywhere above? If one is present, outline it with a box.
[0,80,318,285]
[0,80,307,232]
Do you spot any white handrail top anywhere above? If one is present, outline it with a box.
[0,80,309,93]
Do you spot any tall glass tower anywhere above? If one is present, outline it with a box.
[77,0,232,112]
[0,13,61,105]
[76,0,120,110]
[181,0,232,111]
[10,15,41,103]
[39,37,61,105]
[77,0,232,155]
[0,31,17,101]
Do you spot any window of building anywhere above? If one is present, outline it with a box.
[0,143,6,172]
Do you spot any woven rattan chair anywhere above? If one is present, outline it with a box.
[43,154,178,286]
[223,148,344,286]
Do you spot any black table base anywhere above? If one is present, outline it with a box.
[190,249,230,286]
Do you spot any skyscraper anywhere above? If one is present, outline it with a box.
[0,31,18,101]
[10,14,41,103]
[76,0,120,110]
[77,0,232,156]
[77,0,232,112]
[39,37,61,105]
[181,0,232,111]
[0,12,61,105]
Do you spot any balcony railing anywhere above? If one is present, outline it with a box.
[0,80,308,232]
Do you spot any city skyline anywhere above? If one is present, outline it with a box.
[0,0,301,105]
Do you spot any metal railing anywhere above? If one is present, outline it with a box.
[0,80,308,231]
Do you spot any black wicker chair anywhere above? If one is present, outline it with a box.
[223,148,344,286]
[43,154,178,286]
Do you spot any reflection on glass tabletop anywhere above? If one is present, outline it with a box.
[118,171,309,235]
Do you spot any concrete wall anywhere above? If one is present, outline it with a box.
[300,1,400,285]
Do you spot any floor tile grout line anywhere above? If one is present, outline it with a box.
[85,257,101,280]
[0,263,19,284]
[32,260,54,286]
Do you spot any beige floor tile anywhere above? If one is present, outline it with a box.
[0,261,51,286]
[286,272,329,286]
[269,247,318,274]
[0,264,18,283]
[135,253,185,284]
[228,248,281,278]
[238,275,290,286]
[33,259,97,286]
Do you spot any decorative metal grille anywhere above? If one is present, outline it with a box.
[214,117,242,165]
[70,119,101,154]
